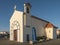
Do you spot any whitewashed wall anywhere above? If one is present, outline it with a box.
[45,28,53,39]
[31,17,48,37]
[10,10,23,42]
[45,27,57,39]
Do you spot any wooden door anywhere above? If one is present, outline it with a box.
[14,30,17,41]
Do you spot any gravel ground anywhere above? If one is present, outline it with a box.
[0,38,60,45]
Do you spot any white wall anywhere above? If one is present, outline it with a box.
[10,10,24,42]
[45,27,57,39]
[31,17,48,37]
[45,28,53,39]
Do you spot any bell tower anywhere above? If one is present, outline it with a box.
[23,3,32,42]
[24,3,31,14]
[23,3,32,26]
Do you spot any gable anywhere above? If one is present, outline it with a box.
[10,10,23,22]
[45,23,53,28]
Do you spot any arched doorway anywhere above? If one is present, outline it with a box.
[11,21,20,41]
[32,27,36,42]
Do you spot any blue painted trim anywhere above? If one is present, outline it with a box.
[32,27,36,42]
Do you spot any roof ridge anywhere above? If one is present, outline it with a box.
[31,15,49,23]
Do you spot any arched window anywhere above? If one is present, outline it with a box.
[11,21,20,30]
[27,7,29,13]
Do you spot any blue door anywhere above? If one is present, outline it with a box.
[32,27,36,42]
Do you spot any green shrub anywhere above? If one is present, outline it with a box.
[36,36,47,41]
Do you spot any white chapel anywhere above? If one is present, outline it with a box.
[10,3,57,43]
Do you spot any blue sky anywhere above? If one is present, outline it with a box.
[0,0,60,31]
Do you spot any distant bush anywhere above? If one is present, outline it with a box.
[0,33,9,39]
